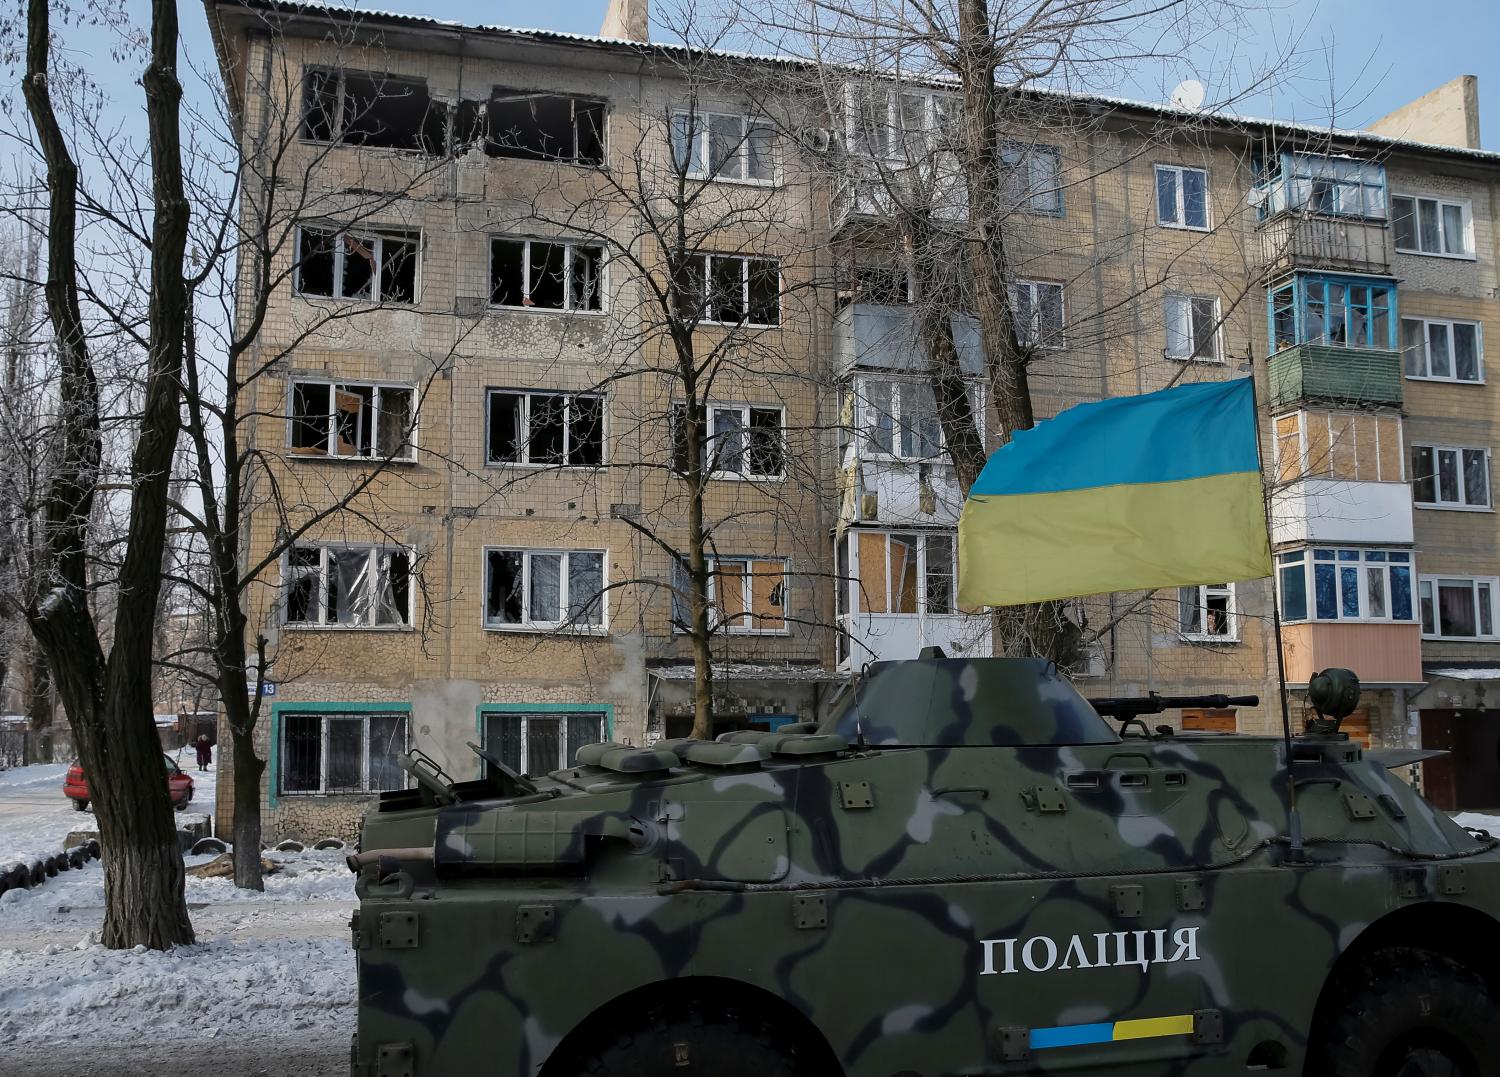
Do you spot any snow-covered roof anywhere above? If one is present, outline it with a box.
[210,0,1500,166]
[1426,668,1500,682]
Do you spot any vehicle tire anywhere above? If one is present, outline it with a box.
[572,1003,804,1077]
[72,798,88,812]
[1312,946,1500,1077]
[174,800,187,812]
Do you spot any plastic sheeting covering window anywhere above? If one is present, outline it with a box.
[285,546,410,627]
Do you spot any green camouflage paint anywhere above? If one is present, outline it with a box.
[347,657,1500,1076]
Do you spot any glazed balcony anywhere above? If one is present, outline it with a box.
[832,302,983,377]
[1257,212,1392,278]
[1268,344,1403,409]
[1271,478,1414,547]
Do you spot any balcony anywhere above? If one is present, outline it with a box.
[838,612,991,670]
[831,162,968,233]
[1279,622,1422,686]
[1271,479,1414,546]
[833,303,983,377]
[1257,213,1392,278]
[1268,344,1403,409]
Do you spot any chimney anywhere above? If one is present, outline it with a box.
[600,0,649,42]
[1368,76,1481,150]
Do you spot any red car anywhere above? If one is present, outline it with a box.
[64,753,194,812]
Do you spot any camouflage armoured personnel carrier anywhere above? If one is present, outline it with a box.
[347,655,1500,1076]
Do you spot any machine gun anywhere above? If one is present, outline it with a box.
[1088,692,1260,739]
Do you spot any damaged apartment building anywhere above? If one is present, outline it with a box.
[205,0,1500,840]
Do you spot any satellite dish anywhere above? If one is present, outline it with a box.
[1170,78,1206,111]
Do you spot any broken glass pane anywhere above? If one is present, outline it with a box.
[486,550,524,624]
[711,408,745,474]
[291,382,330,454]
[340,233,376,300]
[488,392,523,463]
[568,395,604,466]
[376,550,410,625]
[710,257,744,322]
[570,246,603,311]
[490,239,526,306]
[376,387,413,459]
[367,714,408,791]
[528,394,567,463]
[748,407,783,476]
[296,228,337,297]
[747,259,780,325]
[301,70,340,143]
[925,537,954,614]
[286,547,321,623]
[380,233,418,304]
[333,385,372,457]
[528,242,566,309]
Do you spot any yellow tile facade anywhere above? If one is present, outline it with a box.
[205,2,1500,834]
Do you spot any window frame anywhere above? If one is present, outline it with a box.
[1008,280,1066,348]
[1178,582,1238,642]
[1252,151,1387,221]
[1272,408,1406,484]
[671,402,787,481]
[842,84,961,163]
[298,67,445,156]
[484,388,606,469]
[1267,272,1399,353]
[481,547,609,633]
[671,109,777,185]
[1419,575,1500,641]
[1391,193,1475,260]
[1154,164,1211,231]
[706,556,791,635]
[487,236,607,314]
[847,530,958,618]
[1275,547,1417,625]
[1163,292,1222,362]
[480,707,609,776]
[282,544,414,630]
[999,139,1064,217]
[286,378,418,462]
[858,375,946,461]
[1401,315,1485,384]
[277,707,412,796]
[293,225,421,305]
[1410,443,1492,511]
[687,254,782,328]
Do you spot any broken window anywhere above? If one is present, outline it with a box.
[301,68,446,155]
[484,549,606,629]
[485,389,603,467]
[288,380,415,461]
[686,255,781,326]
[279,710,410,795]
[481,91,606,164]
[862,377,941,459]
[671,403,783,478]
[671,110,774,182]
[1008,280,1064,348]
[1179,583,1236,640]
[490,238,604,312]
[283,545,412,627]
[295,227,418,304]
[708,557,788,633]
[1163,294,1220,362]
[850,531,955,616]
[838,263,911,310]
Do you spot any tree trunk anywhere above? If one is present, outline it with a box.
[684,395,715,740]
[229,723,266,891]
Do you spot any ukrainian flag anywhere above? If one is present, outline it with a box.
[958,379,1271,608]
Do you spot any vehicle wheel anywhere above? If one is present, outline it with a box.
[72,798,88,812]
[174,801,187,812]
[1312,946,1500,1077]
[572,1003,803,1077]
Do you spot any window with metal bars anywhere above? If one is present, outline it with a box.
[279,710,409,795]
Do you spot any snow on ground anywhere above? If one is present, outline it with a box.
[1453,812,1500,833]
[0,756,357,1066]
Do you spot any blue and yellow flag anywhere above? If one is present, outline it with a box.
[958,379,1272,608]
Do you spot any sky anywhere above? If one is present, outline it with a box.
[32,0,1500,169]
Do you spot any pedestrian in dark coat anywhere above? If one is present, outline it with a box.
[195,734,212,772]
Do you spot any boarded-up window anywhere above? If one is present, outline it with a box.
[1181,708,1236,733]
[1275,414,1301,483]
[709,557,788,633]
